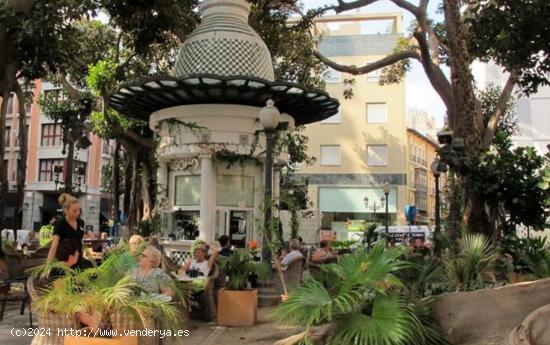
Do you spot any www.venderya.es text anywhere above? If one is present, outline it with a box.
[11,328,190,338]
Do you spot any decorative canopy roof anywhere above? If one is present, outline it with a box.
[109,0,339,125]
[109,75,339,126]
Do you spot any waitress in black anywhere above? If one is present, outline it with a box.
[47,193,93,269]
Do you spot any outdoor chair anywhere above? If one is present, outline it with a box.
[190,263,219,322]
[27,277,78,345]
[275,256,306,294]
[161,253,180,275]
[1,247,31,324]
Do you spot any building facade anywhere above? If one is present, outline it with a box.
[406,128,446,225]
[2,80,112,232]
[472,61,550,155]
[296,13,409,243]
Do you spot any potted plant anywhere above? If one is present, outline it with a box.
[217,249,268,326]
[30,249,184,344]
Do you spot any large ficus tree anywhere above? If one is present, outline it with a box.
[312,0,550,239]
[0,0,97,237]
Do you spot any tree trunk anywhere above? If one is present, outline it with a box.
[0,90,9,238]
[126,150,138,232]
[464,192,491,237]
[14,84,28,233]
[123,150,132,228]
[446,173,464,253]
[141,158,152,221]
[111,140,120,222]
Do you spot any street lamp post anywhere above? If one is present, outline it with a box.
[430,158,448,256]
[383,181,390,246]
[259,99,280,263]
[363,194,385,223]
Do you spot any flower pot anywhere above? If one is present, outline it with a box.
[64,334,137,345]
[510,272,531,284]
[217,288,258,327]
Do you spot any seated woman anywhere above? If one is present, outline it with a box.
[128,234,145,257]
[130,245,174,298]
[279,239,304,267]
[310,240,336,264]
[179,244,219,278]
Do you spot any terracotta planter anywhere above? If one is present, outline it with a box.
[510,272,529,284]
[64,335,137,345]
[217,288,258,327]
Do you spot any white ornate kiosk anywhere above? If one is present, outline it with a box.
[110,0,338,262]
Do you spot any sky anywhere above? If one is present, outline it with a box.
[301,0,447,127]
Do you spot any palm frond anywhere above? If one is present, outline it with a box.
[330,295,411,345]
[273,279,335,326]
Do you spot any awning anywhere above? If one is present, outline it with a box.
[319,187,397,213]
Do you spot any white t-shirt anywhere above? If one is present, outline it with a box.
[190,259,210,277]
[281,250,303,266]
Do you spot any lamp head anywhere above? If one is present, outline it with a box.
[259,99,280,130]
[383,181,390,194]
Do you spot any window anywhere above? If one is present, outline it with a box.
[4,126,10,147]
[367,145,387,166]
[102,139,111,154]
[24,92,33,114]
[2,160,7,182]
[321,110,342,124]
[41,124,63,146]
[366,103,387,123]
[6,93,14,115]
[320,145,341,165]
[10,160,17,181]
[74,161,87,186]
[14,125,29,147]
[324,68,341,83]
[42,89,68,104]
[365,62,381,83]
[216,175,254,207]
[174,175,201,206]
[39,159,64,182]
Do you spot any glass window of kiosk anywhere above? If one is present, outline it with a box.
[170,209,199,240]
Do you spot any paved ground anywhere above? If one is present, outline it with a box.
[0,302,507,345]
[0,302,300,345]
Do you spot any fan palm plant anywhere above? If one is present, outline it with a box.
[443,233,498,291]
[30,250,182,333]
[274,242,449,345]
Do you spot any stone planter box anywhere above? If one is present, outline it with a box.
[431,278,550,345]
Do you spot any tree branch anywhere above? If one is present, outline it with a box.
[314,49,420,75]
[481,71,517,148]
[56,71,80,99]
[124,129,155,149]
[412,29,455,116]
[326,0,379,14]
[389,0,421,17]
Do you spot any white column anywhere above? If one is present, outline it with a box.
[199,155,215,243]
[156,161,169,207]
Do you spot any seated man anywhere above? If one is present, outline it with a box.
[279,239,304,267]
[218,235,233,257]
[311,240,336,264]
